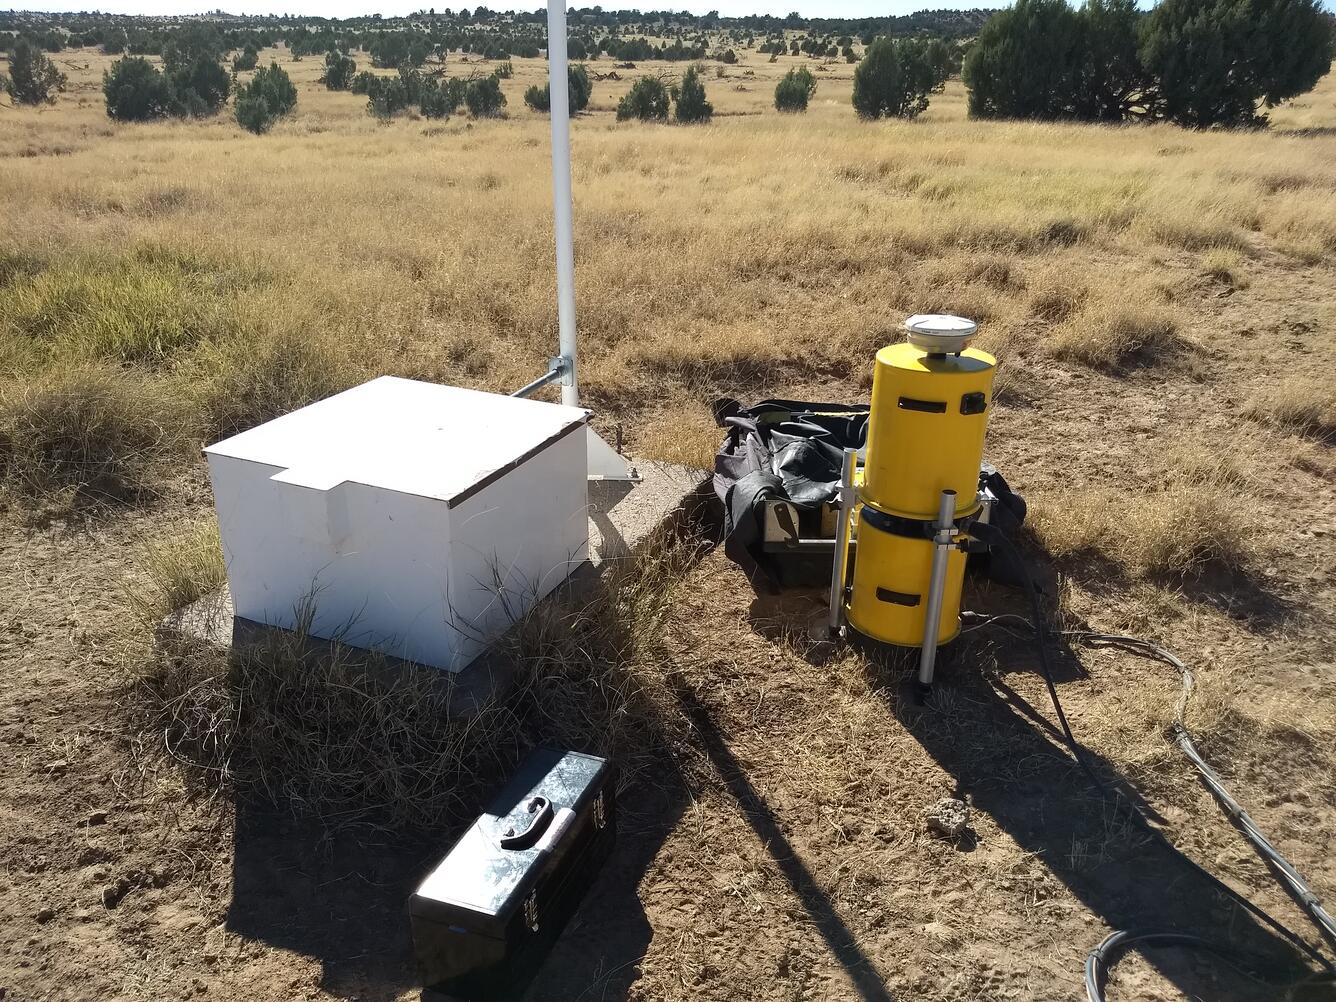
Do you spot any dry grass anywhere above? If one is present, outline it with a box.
[0,363,184,503]
[126,519,227,623]
[2,52,1334,512]
[1045,271,1187,368]
[1030,438,1262,578]
[1243,375,1336,441]
[3,45,1335,1002]
[1201,247,1250,289]
[126,533,699,828]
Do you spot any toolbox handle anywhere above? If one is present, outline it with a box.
[499,796,554,850]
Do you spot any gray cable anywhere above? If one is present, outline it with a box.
[962,611,1336,999]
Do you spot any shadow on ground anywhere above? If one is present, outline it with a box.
[736,540,1322,1000]
[227,778,688,1002]
[877,630,1323,1000]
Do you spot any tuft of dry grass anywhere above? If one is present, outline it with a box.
[127,519,227,624]
[0,246,266,368]
[127,537,698,829]
[1047,299,1185,369]
[182,327,361,442]
[635,400,723,470]
[1031,440,1260,579]
[1201,247,1250,289]
[1243,376,1336,441]
[0,364,184,504]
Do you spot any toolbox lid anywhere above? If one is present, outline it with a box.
[410,748,611,936]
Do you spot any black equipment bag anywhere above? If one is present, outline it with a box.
[711,397,1027,588]
[410,748,616,1001]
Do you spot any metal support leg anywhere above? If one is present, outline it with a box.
[826,448,858,637]
[917,489,957,693]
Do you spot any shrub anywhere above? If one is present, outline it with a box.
[234,95,271,134]
[523,63,592,114]
[569,63,592,110]
[963,0,1082,120]
[2,38,67,105]
[234,62,297,134]
[349,69,378,95]
[464,73,506,117]
[774,65,817,111]
[672,65,713,123]
[1140,0,1333,127]
[103,57,176,122]
[232,44,259,72]
[924,38,953,91]
[965,0,1147,122]
[493,59,514,79]
[320,50,356,90]
[370,30,430,69]
[616,75,670,121]
[965,0,1332,127]
[523,82,550,111]
[160,24,230,117]
[1073,0,1150,121]
[419,76,463,118]
[852,37,934,120]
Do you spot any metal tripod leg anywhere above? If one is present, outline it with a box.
[917,490,957,693]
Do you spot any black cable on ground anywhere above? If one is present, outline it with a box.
[966,523,1107,794]
[959,525,1335,999]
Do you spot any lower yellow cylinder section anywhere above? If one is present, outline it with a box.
[845,512,965,647]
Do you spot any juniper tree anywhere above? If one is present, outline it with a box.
[3,38,67,105]
[672,64,712,123]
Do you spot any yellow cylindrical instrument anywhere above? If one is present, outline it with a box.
[846,506,967,646]
[846,315,996,654]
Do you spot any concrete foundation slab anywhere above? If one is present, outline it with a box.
[158,459,712,715]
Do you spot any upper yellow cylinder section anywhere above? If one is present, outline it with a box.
[862,342,997,520]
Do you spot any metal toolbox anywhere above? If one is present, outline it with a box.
[409,748,616,1001]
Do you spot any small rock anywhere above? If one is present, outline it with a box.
[45,760,69,774]
[79,810,109,827]
[923,797,971,839]
[34,908,55,924]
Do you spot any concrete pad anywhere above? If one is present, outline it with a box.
[158,459,712,715]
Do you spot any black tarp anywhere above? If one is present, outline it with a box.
[710,397,1026,589]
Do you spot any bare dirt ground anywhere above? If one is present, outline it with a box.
[3,245,1334,1001]
[3,43,1336,1002]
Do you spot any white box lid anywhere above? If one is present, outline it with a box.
[204,376,588,507]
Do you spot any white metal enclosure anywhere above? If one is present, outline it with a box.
[205,376,591,672]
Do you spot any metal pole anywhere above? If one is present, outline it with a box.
[826,448,858,636]
[917,489,957,691]
[546,0,579,408]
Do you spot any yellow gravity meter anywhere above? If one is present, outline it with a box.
[842,315,996,682]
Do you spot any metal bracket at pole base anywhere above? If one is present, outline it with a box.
[917,489,957,693]
[511,356,569,399]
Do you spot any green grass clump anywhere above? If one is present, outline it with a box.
[0,245,265,368]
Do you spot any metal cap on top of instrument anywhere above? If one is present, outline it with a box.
[845,315,997,668]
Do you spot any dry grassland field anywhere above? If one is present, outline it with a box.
[3,36,1336,1002]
